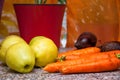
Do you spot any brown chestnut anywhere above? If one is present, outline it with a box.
[74,32,97,49]
[98,41,120,52]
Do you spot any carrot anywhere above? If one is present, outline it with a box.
[58,53,98,61]
[60,54,120,74]
[43,50,120,73]
[58,47,100,58]
[57,55,81,62]
[57,47,100,61]
[63,55,81,61]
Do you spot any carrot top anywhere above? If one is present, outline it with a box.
[57,55,66,62]
[116,53,120,59]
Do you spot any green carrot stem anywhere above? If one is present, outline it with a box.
[57,55,66,62]
[116,53,120,59]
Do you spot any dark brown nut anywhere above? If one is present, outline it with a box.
[74,32,97,49]
[98,41,120,52]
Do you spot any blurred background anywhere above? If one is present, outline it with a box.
[0,0,120,48]
[0,0,67,48]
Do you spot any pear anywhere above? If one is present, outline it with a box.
[5,42,35,73]
[29,36,58,67]
[0,35,26,63]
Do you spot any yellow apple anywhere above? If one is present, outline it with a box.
[29,36,58,67]
[6,42,35,73]
[0,35,26,63]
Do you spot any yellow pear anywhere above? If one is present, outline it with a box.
[0,35,26,63]
[29,36,58,67]
[6,42,35,73]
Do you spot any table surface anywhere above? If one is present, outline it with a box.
[0,48,120,80]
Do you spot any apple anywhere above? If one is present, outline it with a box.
[0,35,26,63]
[5,42,35,73]
[29,36,58,67]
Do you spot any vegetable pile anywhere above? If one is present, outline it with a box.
[43,47,120,74]
[43,32,120,74]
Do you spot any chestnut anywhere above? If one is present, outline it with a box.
[98,41,120,52]
[74,32,97,49]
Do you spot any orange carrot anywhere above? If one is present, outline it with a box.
[43,50,120,73]
[60,55,120,74]
[57,55,81,62]
[64,55,81,61]
[57,47,100,61]
[58,47,100,58]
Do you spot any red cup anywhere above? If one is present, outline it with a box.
[14,4,66,48]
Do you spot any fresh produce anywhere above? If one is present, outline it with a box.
[43,50,120,73]
[58,55,81,61]
[6,42,35,73]
[60,54,120,74]
[98,41,120,52]
[29,36,58,67]
[57,47,100,61]
[0,35,59,73]
[74,32,97,49]
[0,35,26,63]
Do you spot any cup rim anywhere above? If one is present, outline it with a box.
[14,4,66,6]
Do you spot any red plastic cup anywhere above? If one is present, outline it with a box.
[14,4,66,48]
